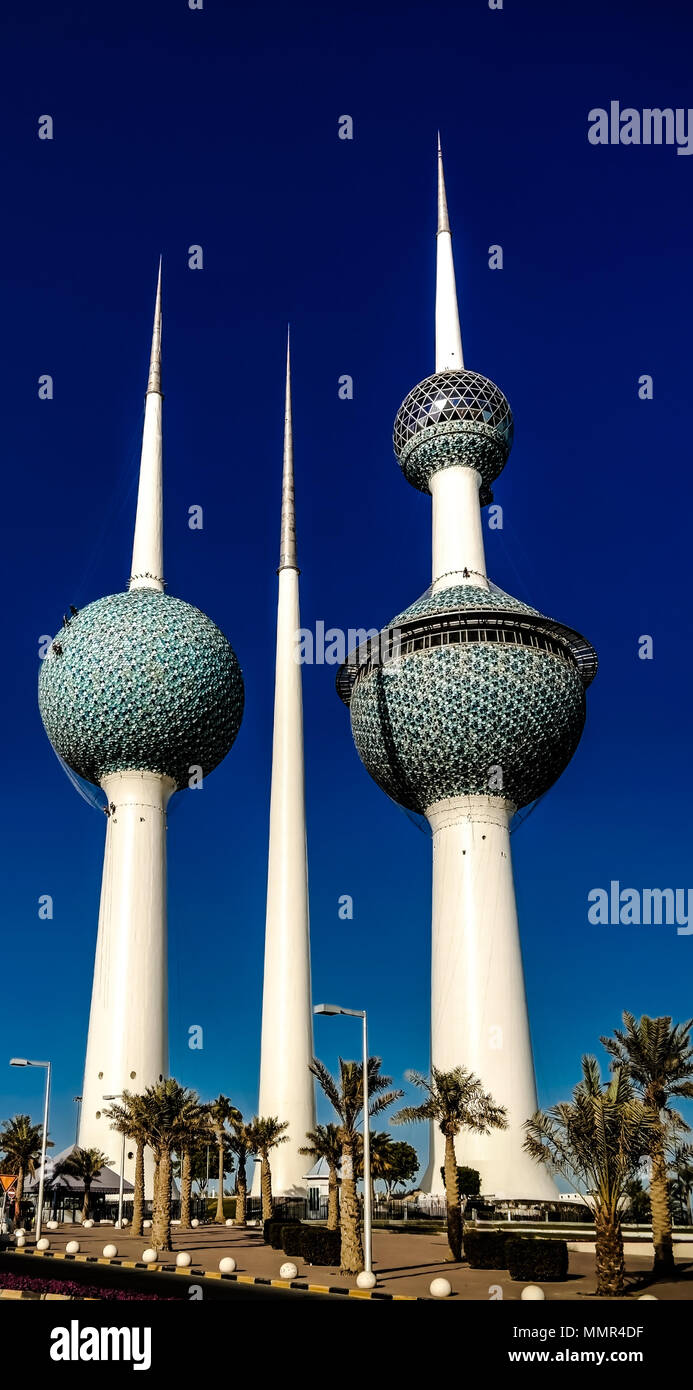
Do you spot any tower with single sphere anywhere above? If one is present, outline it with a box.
[38,266,244,1181]
[337,142,597,1197]
[254,334,315,1194]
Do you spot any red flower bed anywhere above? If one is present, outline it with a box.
[0,1271,178,1301]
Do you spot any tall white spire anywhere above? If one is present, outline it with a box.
[255,331,315,1194]
[130,259,164,591]
[435,134,464,372]
[279,329,297,570]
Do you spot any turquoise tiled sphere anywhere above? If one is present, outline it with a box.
[393,371,513,493]
[348,586,586,812]
[38,589,244,790]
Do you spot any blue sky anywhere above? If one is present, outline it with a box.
[1,0,692,1173]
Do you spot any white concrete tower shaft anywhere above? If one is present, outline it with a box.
[255,333,315,1193]
[78,266,170,1186]
[431,138,488,595]
[422,148,556,1198]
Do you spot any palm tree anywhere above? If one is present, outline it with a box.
[55,1147,110,1222]
[393,1066,507,1262]
[177,1102,211,1228]
[0,1115,46,1223]
[299,1124,342,1230]
[228,1119,252,1226]
[669,1142,693,1225]
[310,1057,403,1274]
[244,1117,289,1221]
[356,1130,395,1210]
[140,1080,201,1251]
[208,1096,241,1223]
[103,1092,150,1236]
[524,1056,657,1296]
[601,1012,693,1276]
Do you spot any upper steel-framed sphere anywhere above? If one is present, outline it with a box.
[340,583,595,813]
[393,370,514,493]
[38,589,244,790]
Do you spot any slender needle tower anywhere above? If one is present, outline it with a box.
[337,141,597,1197]
[255,333,315,1194]
[39,267,244,1182]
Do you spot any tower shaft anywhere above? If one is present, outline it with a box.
[255,338,315,1193]
[422,795,557,1198]
[78,770,173,1184]
[430,465,488,591]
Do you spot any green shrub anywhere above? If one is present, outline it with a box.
[281,1224,305,1257]
[264,1217,301,1248]
[463,1229,510,1269]
[506,1237,568,1282]
[299,1225,341,1267]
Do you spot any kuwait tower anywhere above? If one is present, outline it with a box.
[38,266,244,1179]
[255,334,315,1194]
[337,142,597,1197]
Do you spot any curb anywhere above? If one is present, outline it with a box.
[3,1246,420,1300]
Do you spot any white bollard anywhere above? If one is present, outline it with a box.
[36,1238,50,1251]
[356,1271,377,1290]
[176,1252,192,1267]
[521,1285,546,1301]
[225,1218,234,1226]
[102,1244,118,1258]
[279,1262,298,1280]
[429,1277,452,1298]
[191,1218,199,1228]
[15,1236,25,1248]
[142,1249,157,1264]
[219,1257,237,1274]
[65,1240,80,1255]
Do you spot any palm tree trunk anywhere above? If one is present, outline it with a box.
[261,1157,273,1222]
[14,1166,24,1223]
[181,1149,192,1228]
[650,1130,675,1275]
[132,1142,145,1237]
[236,1163,247,1227]
[443,1133,462,1262]
[214,1135,225,1223]
[153,1155,160,1216]
[152,1147,172,1251]
[594,1207,626,1296]
[82,1180,91,1223]
[327,1167,339,1231]
[339,1138,364,1274]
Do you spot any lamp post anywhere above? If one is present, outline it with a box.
[10,1059,51,1241]
[73,1096,82,1147]
[103,1094,125,1228]
[313,1004,372,1275]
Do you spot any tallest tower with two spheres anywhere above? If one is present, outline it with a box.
[338,142,597,1197]
[39,267,245,1179]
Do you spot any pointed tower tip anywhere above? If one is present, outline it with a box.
[435,139,464,371]
[279,332,297,570]
[146,261,163,396]
[437,134,450,235]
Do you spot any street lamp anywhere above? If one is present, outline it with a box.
[313,1004,372,1275]
[10,1058,51,1242]
[103,1095,125,1228]
[73,1096,82,1147]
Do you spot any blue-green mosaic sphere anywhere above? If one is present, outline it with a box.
[38,589,244,790]
[348,586,586,812]
[393,370,513,493]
